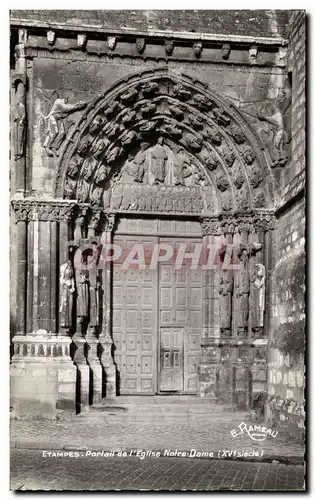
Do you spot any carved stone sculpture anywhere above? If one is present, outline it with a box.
[236,246,250,337]
[59,261,75,332]
[42,96,87,157]
[76,270,89,325]
[132,150,147,183]
[193,41,203,58]
[165,40,174,56]
[173,149,192,186]
[151,137,167,184]
[251,263,266,329]
[141,81,159,97]
[222,43,231,60]
[219,269,233,336]
[13,82,26,160]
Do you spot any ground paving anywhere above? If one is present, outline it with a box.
[11,407,304,462]
[10,449,305,491]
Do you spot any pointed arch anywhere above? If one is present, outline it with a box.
[55,68,275,214]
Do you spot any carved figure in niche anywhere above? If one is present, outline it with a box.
[204,126,222,145]
[122,109,136,126]
[211,106,230,126]
[226,123,246,144]
[41,94,87,157]
[165,40,174,56]
[193,94,212,112]
[131,150,147,183]
[64,178,77,199]
[89,114,106,135]
[219,269,233,336]
[220,143,235,168]
[82,157,97,182]
[251,263,266,328]
[103,189,111,210]
[136,37,146,54]
[151,137,167,184]
[235,245,262,337]
[107,36,116,50]
[241,145,256,165]
[253,190,266,208]
[120,87,138,103]
[77,135,91,156]
[89,260,100,329]
[232,162,245,188]
[169,104,184,120]
[91,138,108,160]
[141,81,159,97]
[141,102,156,117]
[216,171,229,192]
[249,164,263,188]
[111,183,123,209]
[193,165,207,186]
[235,184,250,210]
[187,115,204,130]
[14,82,26,160]
[160,121,182,140]
[220,191,233,212]
[241,87,291,168]
[68,155,84,178]
[107,122,120,140]
[173,83,191,101]
[76,270,89,325]
[60,261,75,331]
[183,132,203,151]
[120,186,132,210]
[222,43,231,60]
[106,146,122,164]
[90,186,103,206]
[77,180,90,203]
[94,163,111,185]
[193,41,203,58]
[139,120,157,134]
[121,130,138,150]
[203,149,220,171]
[104,100,119,119]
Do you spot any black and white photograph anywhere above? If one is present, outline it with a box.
[8,7,306,492]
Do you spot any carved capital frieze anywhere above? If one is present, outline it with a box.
[200,217,221,236]
[11,199,77,223]
[200,211,275,235]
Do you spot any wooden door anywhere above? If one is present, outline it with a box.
[159,328,184,391]
[159,239,202,393]
[112,236,158,394]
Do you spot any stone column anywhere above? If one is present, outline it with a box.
[218,226,235,405]
[13,207,29,334]
[99,214,116,398]
[86,209,103,405]
[199,217,221,399]
[72,206,90,411]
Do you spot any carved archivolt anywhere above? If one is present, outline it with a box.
[55,69,274,214]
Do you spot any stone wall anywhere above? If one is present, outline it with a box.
[267,10,306,439]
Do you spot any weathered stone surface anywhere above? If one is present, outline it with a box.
[9,11,305,439]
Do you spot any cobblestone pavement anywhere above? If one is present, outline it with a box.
[10,450,305,491]
[11,410,304,461]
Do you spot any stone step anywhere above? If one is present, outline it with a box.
[90,395,243,416]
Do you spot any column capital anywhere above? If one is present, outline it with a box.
[11,199,77,222]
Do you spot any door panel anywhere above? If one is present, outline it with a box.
[112,236,158,394]
[112,229,202,395]
[159,328,184,392]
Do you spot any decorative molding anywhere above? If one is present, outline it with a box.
[200,212,275,235]
[55,69,274,213]
[11,199,77,222]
